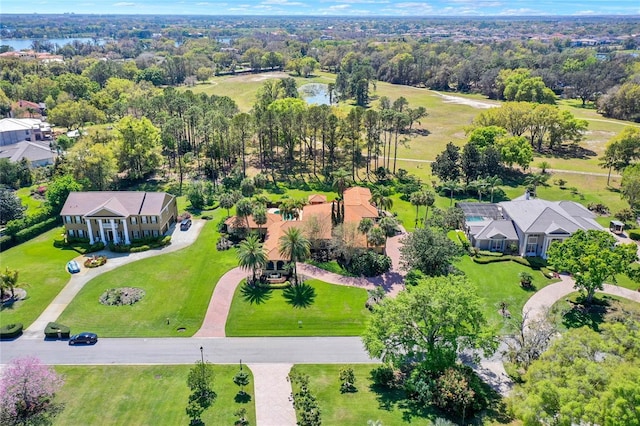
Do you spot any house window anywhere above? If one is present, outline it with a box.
[78,230,85,238]
[526,236,538,254]
[142,216,148,224]
[65,216,72,224]
[490,239,503,252]
[133,231,140,239]
[74,215,81,223]
[130,217,137,225]
[151,216,158,224]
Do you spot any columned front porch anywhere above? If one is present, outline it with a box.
[86,217,131,245]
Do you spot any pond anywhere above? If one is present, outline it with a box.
[0,37,106,51]
[298,83,333,106]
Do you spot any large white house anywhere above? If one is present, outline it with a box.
[461,196,603,258]
[0,118,52,146]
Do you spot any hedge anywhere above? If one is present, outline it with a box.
[628,229,640,241]
[44,322,70,339]
[15,217,59,243]
[0,235,14,251]
[478,250,504,257]
[258,281,292,290]
[0,323,23,339]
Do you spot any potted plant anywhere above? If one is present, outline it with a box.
[519,271,533,289]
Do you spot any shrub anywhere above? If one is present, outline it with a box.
[478,250,503,257]
[615,208,635,224]
[628,229,640,241]
[339,367,357,393]
[14,217,59,243]
[108,243,130,253]
[130,245,151,253]
[345,251,392,277]
[473,256,513,264]
[0,323,23,339]
[83,255,107,268]
[0,234,15,251]
[587,202,609,215]
[370,365,404,389]
[44,322,70,339]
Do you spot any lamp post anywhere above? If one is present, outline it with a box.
[199,346,205,385]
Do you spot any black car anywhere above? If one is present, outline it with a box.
[69,332,98,345]
[180,218,192,231]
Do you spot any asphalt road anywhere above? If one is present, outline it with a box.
[0,336,376,365]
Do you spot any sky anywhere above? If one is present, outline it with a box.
[1,0,640,16]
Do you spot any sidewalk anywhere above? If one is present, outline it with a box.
[248,364,296,426]
[22,220,205,339]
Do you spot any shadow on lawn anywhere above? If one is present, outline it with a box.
[562,297,610,331]
[283,282,316,308]
[240,283,272,305]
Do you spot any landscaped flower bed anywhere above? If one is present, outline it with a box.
[84,255,107,268]
[99,287,145,306]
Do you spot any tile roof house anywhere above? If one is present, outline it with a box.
[461,197,604,258]
[226,186,380,274]
[60,192,178,245]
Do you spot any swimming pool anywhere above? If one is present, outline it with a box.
[465,216,485,222]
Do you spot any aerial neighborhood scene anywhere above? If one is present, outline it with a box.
[2,1,640,424]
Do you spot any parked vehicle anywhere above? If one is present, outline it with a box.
[68,332,98,345]
[180,218,192,231]
[67,260,80,274]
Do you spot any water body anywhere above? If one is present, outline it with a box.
[298,83,332,106]
[0,37,105,51]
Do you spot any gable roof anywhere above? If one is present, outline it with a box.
[0,140,55,164]
[308,194,327,204]
[60,192,174,217]
[499,199,603,234]
[474,219,519,240]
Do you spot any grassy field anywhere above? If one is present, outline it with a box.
[57,216,237,337]
[0,227,78,328]
[456,256,556,326]
[290,364,510,425]
[54,365,255,425]
[551,291,640,332]
[15,186,47,216]
[226,279,370,336]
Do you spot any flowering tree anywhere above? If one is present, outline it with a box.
[0,356,64,425]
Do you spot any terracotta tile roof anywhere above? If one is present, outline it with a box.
[301,203,333,240]
[263,221,304,261]
[343,187,378,223]
[308,194,327,204]
[225,212,282,230]
[60,192,174,217]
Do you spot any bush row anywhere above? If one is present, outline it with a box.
[44,322,70,339]
[628,229,640,241]
[4,209,52,236]
[108,235,171,253]
[257,281,291,290]
[0,323,23,339]
[1,217,60,252]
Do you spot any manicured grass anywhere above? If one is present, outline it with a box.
[0,227,78,328]
[550,291,640,332]
[16,186,47,216]
[54,365,255,425]
[456,256,556,326]
[57,216,237,337]
[307,260,356,277]
[290,364,508,425]
[226,279,370,336]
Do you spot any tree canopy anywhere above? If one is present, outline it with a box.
[399,227,462,276]
[362,275,496,366]
[546,229,638,303]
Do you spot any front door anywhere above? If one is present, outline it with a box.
[106,229,114,242]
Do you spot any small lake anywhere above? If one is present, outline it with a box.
[0,37,105,51]
[298,83,332,106]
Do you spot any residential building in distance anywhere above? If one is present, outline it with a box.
[0,140,56,166]
[60,191,178,245]
[0,118,52,146]
[461,195,603,258]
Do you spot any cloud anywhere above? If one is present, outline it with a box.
[196,2,209,5]
[328,4,350,8]
[262,0,305,5]
[113,2,135,6]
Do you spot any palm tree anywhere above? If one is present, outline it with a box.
[235,198,254,230]
[358,218,374,247]
[378,216,398,243]
[332,168,352,197]
[278,227,310,286]
[219,193,235,218]
[524,173,549,197]
[485,175,503,203]
[367,227,386,248]
[252,204,267,235]
[410,191,427,226]
[236,235,267,283]
[441,180,463,206]
[423,190,435,226]
[372,188,393,213]
[470,178,489,202]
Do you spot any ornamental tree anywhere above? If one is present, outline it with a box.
[0,356,64,425]
[546,229,638,303]
[399,227,462,276]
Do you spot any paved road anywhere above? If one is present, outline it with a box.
[0,337,375,365]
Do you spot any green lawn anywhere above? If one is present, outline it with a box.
[16,186,47,216]
[54,365,255,425]
[456,256,556,326]
[226,279,370,336]
[307,260,356,277]
[551,291,640,332]
[57,216,237,337]
[290,364,509,425]
[0,227,78,328]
